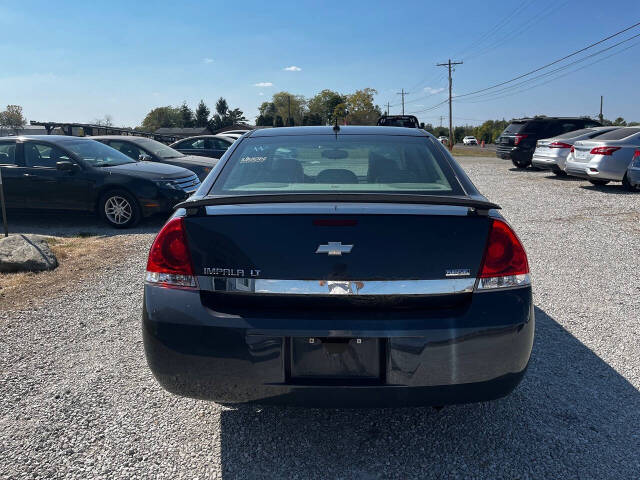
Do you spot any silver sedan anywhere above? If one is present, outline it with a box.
[565,127,640,189]
[532,127,619,174]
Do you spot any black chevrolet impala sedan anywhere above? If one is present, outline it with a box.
[143,126,534,407]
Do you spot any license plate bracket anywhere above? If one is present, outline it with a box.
[288,337,383,382]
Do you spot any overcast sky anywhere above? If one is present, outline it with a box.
[1,0,639,127]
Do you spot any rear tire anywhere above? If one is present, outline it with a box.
[553,169,567,176]
[622,173,640,191]
[588,179,609,186]
[99,189,141,228]
[511,158,530,169]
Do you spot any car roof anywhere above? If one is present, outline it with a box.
[12,135,100,143]
[90,135,154,141]
[249,126,427,137]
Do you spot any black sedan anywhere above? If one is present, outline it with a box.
[93,135,216,181]
[0,136,199,228]
[169,135,234,159]
[143,126,534,407]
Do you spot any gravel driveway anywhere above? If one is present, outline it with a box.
[1,156,638,479]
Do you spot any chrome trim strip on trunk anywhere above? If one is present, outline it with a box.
[204,203,472,216]
[197,277,476,296]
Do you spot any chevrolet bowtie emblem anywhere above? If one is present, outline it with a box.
[315,242,353,256]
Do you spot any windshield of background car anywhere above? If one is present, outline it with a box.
[212,135,462,195]
[64,140,135,167]
[503,122,526,134]
[593,128,640,140]
[136,138,184,159]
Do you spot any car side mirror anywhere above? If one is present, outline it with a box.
[56,160,79,172]
[139,153,152,162]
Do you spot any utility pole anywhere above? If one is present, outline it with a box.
[439,115,444,128]
[287,95,292,126]
[386,102,390,116]
[437,59,463,150]
[599,96,603,123]
[396,88,409,115]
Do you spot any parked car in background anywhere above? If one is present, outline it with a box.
[463,136,478,145]
[437,136,448,145]
[143,125,534,407]
[532,127,619,175]
[496,117,601,168]
[376,115,420,128]
[169,135,234,160]
[93,136,216,181]
[0,136,199,228]
[565,127,640,189]
[625,149,640,191]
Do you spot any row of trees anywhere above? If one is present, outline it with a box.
[139,98,247,132]
[255,88,382,127]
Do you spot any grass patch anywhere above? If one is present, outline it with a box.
[450,147,495,158]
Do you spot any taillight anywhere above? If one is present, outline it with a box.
[549,142,572,149]
[514,134,528,145]
[632,149,640,167]
[590,146,621,156]
[477,219,530,290]
[145,217,197,288]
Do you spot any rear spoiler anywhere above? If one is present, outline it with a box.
[175,193,500,213]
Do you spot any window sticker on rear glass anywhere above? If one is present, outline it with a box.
[239,156,267,163]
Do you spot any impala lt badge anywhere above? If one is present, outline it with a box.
[316,242,353,256]
[446,268,471,277]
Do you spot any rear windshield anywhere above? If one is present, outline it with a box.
[592,128,640,140]
[503,122,526,134]
[555,128,595,139]
[212,135,462,195]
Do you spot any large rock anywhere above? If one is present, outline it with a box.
[0,234,58,273]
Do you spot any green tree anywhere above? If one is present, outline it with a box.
[308,89,346,125]
[195,100,210,128]
[344,88,381,125]
[93,114,114,127]
[179,102,195,128]
[209,97,248,130]
[0,105,26,134]
[613,117,627,126]
[140,106,182,131]
[270,92,307,126]
[274,115,284,128]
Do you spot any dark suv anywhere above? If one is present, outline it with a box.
[496,117,601,168]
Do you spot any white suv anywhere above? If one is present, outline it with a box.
[463,136,478,145]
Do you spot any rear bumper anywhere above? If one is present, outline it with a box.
[142,284,534,407]
[531,153,561,171]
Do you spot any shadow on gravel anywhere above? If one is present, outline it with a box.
[5,210,167,237]
[218,307,639,479]
[543,174,584,182]
[580,184,637,195]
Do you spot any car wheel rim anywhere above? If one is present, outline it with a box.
[104,196,132,225]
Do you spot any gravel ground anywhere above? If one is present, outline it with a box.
[1,156,638,479]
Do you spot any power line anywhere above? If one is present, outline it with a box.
[454,21,640,99]
[456,32,640,102]
[455,39,640,104]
